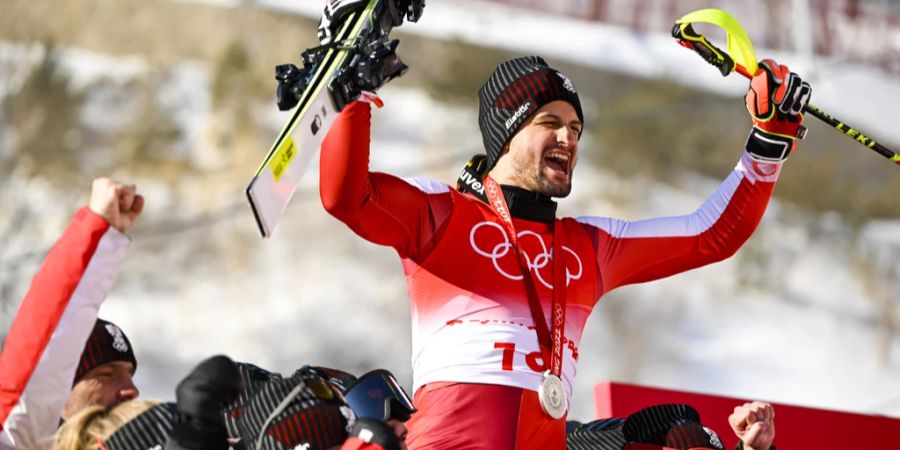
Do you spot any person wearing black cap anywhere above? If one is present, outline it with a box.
[566,401,778,450]
[52,400,169,450]
[52,356,413,450]
[567,403,725,450]
[225,364,414,450]
[0,178,143,450]
[319,55,808,449]
[61,318,140,420]
[52,355,240,450]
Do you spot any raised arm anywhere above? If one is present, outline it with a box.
[580,59,809,296]
[579,152,777,295]
[729,401,776,450]
[0,179,140,449]
[319,100,452,259]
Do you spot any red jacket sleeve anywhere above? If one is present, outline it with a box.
[0,208,129,449]
[319,101,451,259]
[576,153,780,296]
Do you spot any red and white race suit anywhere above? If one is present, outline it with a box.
[320,101,782,450]
[0,209,129,450]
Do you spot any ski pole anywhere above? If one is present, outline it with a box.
[672,22,900,166]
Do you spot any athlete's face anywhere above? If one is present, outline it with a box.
[61,361,139,421]
[490,100,582,198]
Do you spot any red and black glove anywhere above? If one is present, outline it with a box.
[744,59,811,162]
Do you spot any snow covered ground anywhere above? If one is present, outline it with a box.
[2,0,899,424]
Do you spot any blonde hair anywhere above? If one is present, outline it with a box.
[53,400,158,450]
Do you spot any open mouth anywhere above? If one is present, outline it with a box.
[544,150,571,176]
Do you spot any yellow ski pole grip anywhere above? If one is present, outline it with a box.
[671,22,735,77]
[672,8,900,167]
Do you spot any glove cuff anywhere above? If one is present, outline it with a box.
[746,127,794,163]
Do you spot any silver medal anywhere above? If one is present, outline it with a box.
[538,371,567,419]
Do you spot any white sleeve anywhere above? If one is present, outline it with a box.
[0,222,129,450]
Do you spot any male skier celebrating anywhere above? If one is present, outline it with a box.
[319,56,810,449]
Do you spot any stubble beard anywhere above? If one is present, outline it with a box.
[540,175,572,198]
[510,151,573,198]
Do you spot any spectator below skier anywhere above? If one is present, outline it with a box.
[223,363,413,450]
[319,52,809,449]
[53,355,412,450]
[0,177,415,450]
[0,178,144,450]
[566,401,777,450]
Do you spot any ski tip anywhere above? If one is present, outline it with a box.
[245,180,273,239]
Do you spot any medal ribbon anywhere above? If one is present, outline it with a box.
[483,177,567,378]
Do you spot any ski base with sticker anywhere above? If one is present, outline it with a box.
[246,0,424,238]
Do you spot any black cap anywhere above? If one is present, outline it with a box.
[226,364,355,450]
[567,417,627,450]
[103,403,177,450]
[623,404,724,450]
[477,56,584,171]
[75,318,137,383]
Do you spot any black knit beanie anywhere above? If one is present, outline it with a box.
[75,318,137,382]
[477,55,584,171]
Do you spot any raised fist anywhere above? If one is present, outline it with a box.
[88,178,144,234]
[728,401,776,450]
[744,59,812,162]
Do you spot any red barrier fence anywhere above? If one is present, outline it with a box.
[594,381,900,448]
